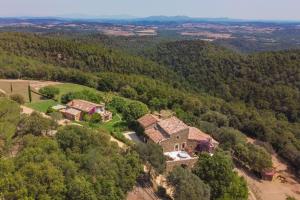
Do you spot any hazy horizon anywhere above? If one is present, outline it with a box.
[1,0,300,21]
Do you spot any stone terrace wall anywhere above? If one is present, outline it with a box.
[166,157,198,172]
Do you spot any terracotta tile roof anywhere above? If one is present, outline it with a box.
[188,127,218,144]
[157,116,189,135]
[61,108,82,116]
[137,114,160,129]
[145,128,166,143]
[67,99,104,113]
[138,114,219,145]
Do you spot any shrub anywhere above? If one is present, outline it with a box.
[9,94,25,104]
[82,113,91,122]
[109,97,127,113]
[46,106,55,114]
[49,112,63,122]
[90,113,102,123]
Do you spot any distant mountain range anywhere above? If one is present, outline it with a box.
[0,15,299,24]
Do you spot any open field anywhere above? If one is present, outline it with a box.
[0,80,40,102]
[0,79,61,102]
[52,83,110,103]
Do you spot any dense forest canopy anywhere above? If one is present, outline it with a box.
[0,32,184,87]
[0,32,300,179]
[146,40,300,122]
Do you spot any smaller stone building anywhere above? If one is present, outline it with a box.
[55,99,112,122]
[60,108,82,121]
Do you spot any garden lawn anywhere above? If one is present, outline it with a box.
[78,114,127,133]
[25,99,58,113]
[52,83,106,103]
[100,114,126,133]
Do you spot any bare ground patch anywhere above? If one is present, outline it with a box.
[237,137,300,200]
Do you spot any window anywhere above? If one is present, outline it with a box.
[175,144,179,151]
[182,143,186,149]
[176,136,180,139]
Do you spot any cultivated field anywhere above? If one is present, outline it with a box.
[0,79,61,102]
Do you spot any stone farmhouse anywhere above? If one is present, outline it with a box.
[55,99,112,122]
[138,114,218,171]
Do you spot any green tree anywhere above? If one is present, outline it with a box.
[28,85,32,102]
[67,176,97,200]
[19,160,66,200]
[193,151,248,200]
[120,85,138,99]
[234,143,273,173]
[149,97,168,110]
[168,167,210,200]
[213,127,247,150]
[109,97,127,113]
[123,101,149,122]
[201,111,229,127]
[0,158,29,199]
[0,98,20,151]
[39,86,60,99]
[135,142,166,174]
[17,112,57,136]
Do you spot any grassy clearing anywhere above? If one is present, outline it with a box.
[25,99,58,113]
[78,114,128,133]
[100,114,127,133]
[53,83,106,103]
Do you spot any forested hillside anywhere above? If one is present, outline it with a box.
[146,40,300,122]
[0,99,142,200]
[0,32,300,178]
[0,32,183,87]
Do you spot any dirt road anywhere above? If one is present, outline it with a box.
[237,138,300,200]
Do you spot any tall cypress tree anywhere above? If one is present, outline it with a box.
[28,85,32,102]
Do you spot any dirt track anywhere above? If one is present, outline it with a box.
[237,138,300,200]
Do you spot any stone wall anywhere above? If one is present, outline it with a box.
[166,157,198,172]
[160,128,189,152]
[186,140,199,151]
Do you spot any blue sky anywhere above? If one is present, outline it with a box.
[1,0,300,20]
